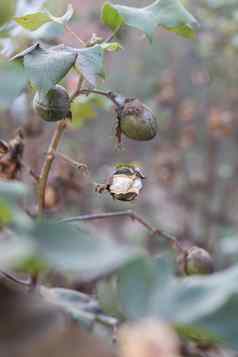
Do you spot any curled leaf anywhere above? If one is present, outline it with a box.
[14,4,74,31]
[101,0,199,41]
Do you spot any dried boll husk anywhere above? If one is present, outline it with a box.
[119,99,157,141]
[109,167,144,201]
[0,130,24,181]
[96,166,145,202]
[33,85,71,122]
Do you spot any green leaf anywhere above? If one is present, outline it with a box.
[0,182,34,269]
[41,286,97,328]
[101,3,124,31]
[14,12,51,31]
[31,22,64,41]
[0,0,16,27]
[149,262,238,349]
[71,99,96,128]
[33,220,142,281]
[0,234,34,269]
[71,94,107,127]
[14,4,74,31]
[101,0,199,41]
[41,286,118,337]
[75,45,105,87]
[12,43,76,92]
[0,180,27,200]
[0,199,12,225]
[117,256,156,320]
[0,60,27,108]
[45,4,74,25]
[97,277,123,318]
[0,181,33,233]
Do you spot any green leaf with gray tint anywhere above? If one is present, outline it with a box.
[76,45,105,87]
[14,4,74,31]
[117,256,156,320]
[12,43,76,92]
[14,12,51,31]
[33,220,142,281]
[101,0,199,41]
[0,234,34,269]
[0,60,27,108]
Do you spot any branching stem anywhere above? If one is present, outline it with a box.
[79,89,121,107]
[60,210,184,251]
[65,24,86,47]
[52,150,88,172]
[0,271,30,287]
[105,25,121,43]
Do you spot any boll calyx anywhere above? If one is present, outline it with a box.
[33,85,71,122]
[185,246,214,276]
[118,99,158,141]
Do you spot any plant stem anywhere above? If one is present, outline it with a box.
[37,75,84,216]
[79,89,121,107]
[59,210,183,251]
[65,24,86,46]
[52,150,88,172]
[21,160,39,182]
[0,271,30,287]
[37,120,67,216]
[70,75,85,103]
[105,25,121,43]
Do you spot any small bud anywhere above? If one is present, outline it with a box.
[33,85,71,122]
[119,99,157,141]
[185,247,214,276]
[87,33,104,47]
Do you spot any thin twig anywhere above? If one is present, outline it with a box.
[70,75,85,103]
[0,271,30,287]
[105,25,121,43]
[79,89,121,107]
[52,150,88,172]
[65,24,86,47]
[21,160,39,182]
[59,210,184,251]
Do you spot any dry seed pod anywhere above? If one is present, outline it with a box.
[96,165,145,202]
[33,85,71,122]
[119,99,157,141]
[109,166,145,201]
[185,247,214,276]
[0,130,24,180]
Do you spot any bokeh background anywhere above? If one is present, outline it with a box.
[1,0,238,266]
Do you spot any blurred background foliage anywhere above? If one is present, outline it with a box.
[1,0,238,255]
[1,0,238,355]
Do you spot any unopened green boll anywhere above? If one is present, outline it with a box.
[119,99,157,141]
[33,85,71,122]
[186,247,214,275]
